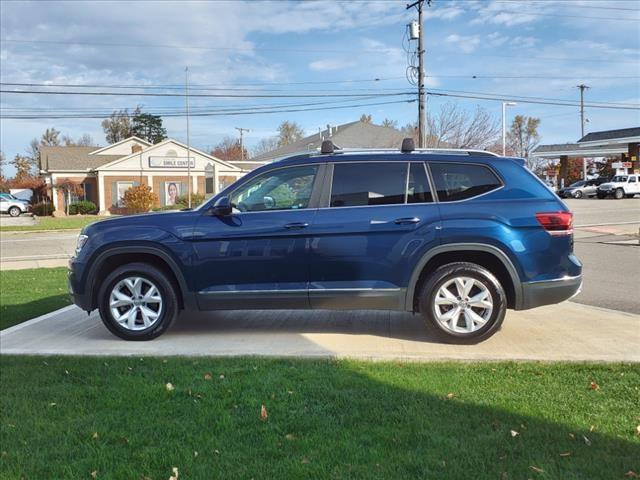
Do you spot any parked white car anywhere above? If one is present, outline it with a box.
[596,174,640,199]
[0,193,31,217]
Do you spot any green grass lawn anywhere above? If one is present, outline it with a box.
[0,267,70,329]
[1,358,638,479]
[0,215,106,232]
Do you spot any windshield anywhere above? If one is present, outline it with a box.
[569,181,585,188]
[611,176,628,183]
[1,193,18,200]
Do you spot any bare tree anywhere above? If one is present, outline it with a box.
[102,109,133,143]
[359,113,373,124]
[426,103,500,149]
[506,115,541,169]
[11,154,32,182]
[0,150,5,179]
[26,127,63,174]
[381,118,398,128]
[62,133,95,146]
[252,136,280,158]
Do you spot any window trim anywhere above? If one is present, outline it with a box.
[224,162,326,215]
[322,161,436,210]
[426,161,505,203]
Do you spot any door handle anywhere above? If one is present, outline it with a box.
[394,217,420,225]
[284,222,310,230]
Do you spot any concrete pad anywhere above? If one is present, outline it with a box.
[1,302,638,362]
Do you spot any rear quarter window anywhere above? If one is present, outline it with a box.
[429,162,502,202]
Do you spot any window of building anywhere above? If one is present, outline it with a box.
[115,181,135,207]
[407,163,433,204]
[230,165,318,212]
[330,162,406,208]
[429,163,502,202]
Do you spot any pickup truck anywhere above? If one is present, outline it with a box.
[596,174,640,199]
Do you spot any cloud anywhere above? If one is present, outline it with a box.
[308,59,356,72]
[445,34,481,54]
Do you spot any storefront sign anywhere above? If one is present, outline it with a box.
[611,162,632,169]
[149,156,195,168]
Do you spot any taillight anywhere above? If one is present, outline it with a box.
[535,212,573,236]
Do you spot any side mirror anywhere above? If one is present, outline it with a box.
[210,196,232,216]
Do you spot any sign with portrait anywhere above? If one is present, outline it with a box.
[149,156,195,168]
[163,182,182,206]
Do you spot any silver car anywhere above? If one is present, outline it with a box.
[0,193,31,217]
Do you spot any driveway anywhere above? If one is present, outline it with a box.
[1,302,638,362]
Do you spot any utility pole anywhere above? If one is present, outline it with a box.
[235,127,250,161]
[502,102,517,156]
[577,84,590,179]
[407,0,430,148]
[185,66,192,208]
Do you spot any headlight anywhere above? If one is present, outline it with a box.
[75,234,89,255]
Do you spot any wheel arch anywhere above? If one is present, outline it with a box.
[406,243,522,312]
[86,245,193,311]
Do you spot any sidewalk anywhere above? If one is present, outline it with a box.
[2,302,638,362]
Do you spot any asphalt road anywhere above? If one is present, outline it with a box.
[1,198,638,312]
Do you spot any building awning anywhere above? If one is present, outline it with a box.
[531,143,628,158]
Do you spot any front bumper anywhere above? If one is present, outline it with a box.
[68,257,92,311]
[519,275,583,310]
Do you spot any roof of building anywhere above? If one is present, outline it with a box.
[531,142,630,158]
[578,127,640,143]
[39,146,123,171]
[251,120,407,162]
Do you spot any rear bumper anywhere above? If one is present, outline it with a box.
[519,275,582,310]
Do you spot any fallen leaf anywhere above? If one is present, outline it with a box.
[635,425,640,437]
[219,374,225,380]
[529,465,544,473]
[120,437,129,445]
[169,466,179,480]
[500,472,508,480]
[624,471,639,478]
[65,370,69,375]
[92,432,99,439]
[583,435,592,446]
[49,402,57,407]
[214,449,220,454]
[589,381,599,390]
[194,451,198,457]
[589,425,596,432]
[559,452,572,457]
[91,471,97,479]
[287,390,294,395]
[285,433,295,440]
[568,433,575,439]
[446,393,455,400]
[510,430,519,437]
[260,405,268,421]
[204,373,212,381]
[166,382,175,392]
[301,457,310,464]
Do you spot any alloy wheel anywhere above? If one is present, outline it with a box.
[434,276,494,334]
[109,277,163,331]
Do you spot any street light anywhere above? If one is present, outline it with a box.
[502,102,517,156]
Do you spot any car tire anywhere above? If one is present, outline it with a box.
[614,188,625,200]
[596,193,606,199]
[8,206,21,217]
[418,262,507,344]
[573,190,583,199]
[97,262,179,341]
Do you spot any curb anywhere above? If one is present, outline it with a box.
[0,305,78,336]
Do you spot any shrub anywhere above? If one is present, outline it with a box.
[175,193,205,208]
[68,200,97,215]
[32,201,54,216]
[123,185,158,214]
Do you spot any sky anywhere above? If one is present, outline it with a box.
[1,0,639,176]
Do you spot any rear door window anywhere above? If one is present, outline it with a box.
[330,162,406,208]
[429,163,502,202]
[407,163,433,203]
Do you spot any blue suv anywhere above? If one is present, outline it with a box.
[68,139,582,343]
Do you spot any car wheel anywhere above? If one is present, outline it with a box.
[573,190,583,199]
[596,193,605,199]
[419,262,507,344]
[97,262,178,340]
[8,206,21,217]
[614,188,625,200]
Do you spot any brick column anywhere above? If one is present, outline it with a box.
[629,143,639,173]
[559,155,569,188]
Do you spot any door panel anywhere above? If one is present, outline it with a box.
[191,164,325,310]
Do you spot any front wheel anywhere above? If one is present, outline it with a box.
[614,188,625,200]
[97,262,178,340]
[8,206,21,217]
[573,190,583,199]
[419,262,507,344]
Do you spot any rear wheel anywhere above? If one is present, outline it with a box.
[573,190,583,199]
[97,262,178,340]
[419,262,507,344]
[614,188,625,200]
[8,206,21,217]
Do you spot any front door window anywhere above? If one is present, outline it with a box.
[230,165,318,212]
